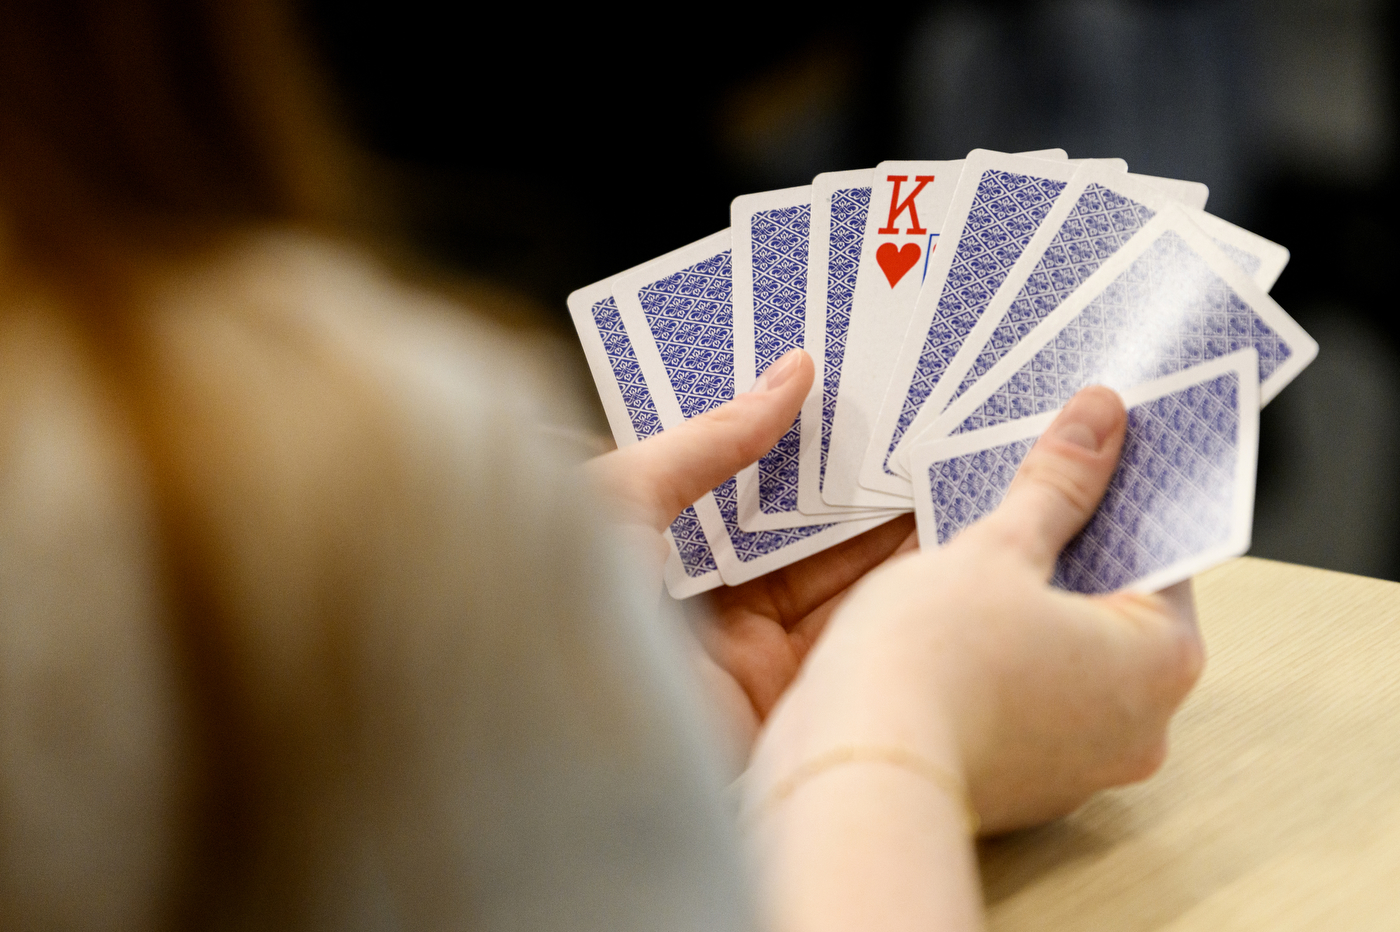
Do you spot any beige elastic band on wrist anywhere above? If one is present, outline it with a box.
[751,745,980,837]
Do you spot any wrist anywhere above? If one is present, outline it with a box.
[743,743,979,837]
[745,552,994,815]
[744,703,985,932]
[747,619,970,817]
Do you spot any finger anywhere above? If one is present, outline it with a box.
[712,513,916,626]
[1153,578,1205,693]
[1092,577,1205,711]
[588,349,814,529]
[982,385,1127,576]
[1154,579,1198,630]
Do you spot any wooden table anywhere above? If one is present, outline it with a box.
[980,556,1400,930]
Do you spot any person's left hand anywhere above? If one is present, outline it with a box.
[584,349,914,761]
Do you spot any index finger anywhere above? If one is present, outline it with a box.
[585,350,814,529]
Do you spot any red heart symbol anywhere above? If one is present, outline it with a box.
[876,242,922,287]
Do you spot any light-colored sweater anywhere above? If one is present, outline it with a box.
[0,232,753,932]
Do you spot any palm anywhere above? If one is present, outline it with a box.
[579,349,915,747]
[696,515,917,735]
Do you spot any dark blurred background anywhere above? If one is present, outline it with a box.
[304,0,1400,581]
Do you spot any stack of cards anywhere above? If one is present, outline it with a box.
[570,149,1317,599]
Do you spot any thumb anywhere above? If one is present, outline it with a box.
[983,385,1127,576]
[588,349,814,530]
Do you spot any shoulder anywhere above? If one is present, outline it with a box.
[134,227,600,621]
[142,229,556,427]
[139,228,596,510]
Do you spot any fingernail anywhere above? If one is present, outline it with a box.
[754,349,802,392]
[1048,386,1122,452]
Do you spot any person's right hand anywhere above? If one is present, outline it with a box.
[748,385,1205,836]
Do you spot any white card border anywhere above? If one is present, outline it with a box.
[1127,173,1210,211]
[1189,209,1291,292]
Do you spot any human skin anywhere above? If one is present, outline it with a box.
[586,348,1203,930]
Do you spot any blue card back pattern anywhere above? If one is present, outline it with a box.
[750,203,811,515]
[950,183,1156,407]
[927,368,1244,593]
[634,249,841,562]
[820,185,872,486]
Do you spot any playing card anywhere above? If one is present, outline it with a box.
[609,229,896,586]
[853,150,1092,499]
[819,156,972,509]
[796,168,912,521]
[908,350,1260,594]
[731,185,895,528]
[887,161,1284,477]
[567,278,723,599]
[924,204,1317,441]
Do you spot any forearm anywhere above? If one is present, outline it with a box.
[748,752,983,932]
[742,614,986,932]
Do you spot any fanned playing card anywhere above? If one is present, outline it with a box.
[924,204,1317,441]
[889,162,1286,475]
[909,351,1261,594]
[567,279,723,599]
[797,168,904,521]
[820,157,972,510]
[610,230,895,587]
[566,146,1315,599]
[731,185,894,529]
